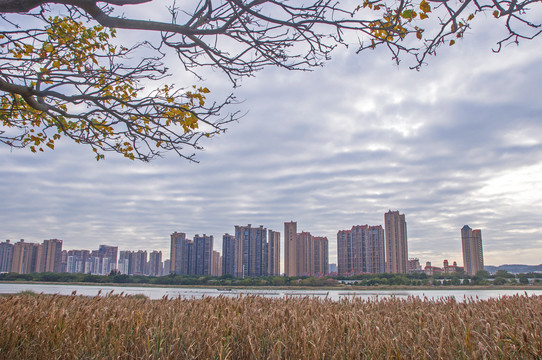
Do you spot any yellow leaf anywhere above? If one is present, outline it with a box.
[449,40,456,46]
[493,10,500,18]
[419,0,431,13]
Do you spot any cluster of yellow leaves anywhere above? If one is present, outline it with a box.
[362,0,432,44]
[360,0,481,47]
[161,86,211,134]
[8,17,119,77]
[0,93,60,153]
[2,17,212,161]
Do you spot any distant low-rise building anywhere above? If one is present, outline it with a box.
[408,258,422,273]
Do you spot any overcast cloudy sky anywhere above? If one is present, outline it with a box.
[2,3,542,268]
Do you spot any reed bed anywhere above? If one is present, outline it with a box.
[0,292,541,359]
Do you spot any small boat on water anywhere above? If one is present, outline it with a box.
[217,288,233,292]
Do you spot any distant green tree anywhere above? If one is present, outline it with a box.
[518,274,530,285]
[475,270,490,279]
[494,270,515,279]
[450,277,461,286]
[271,276,286,286]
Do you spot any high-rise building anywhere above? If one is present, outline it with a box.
[38,239,63,273]
[170,232,188,275]
[132,250,148,275]
[461,225,484,276]
[284,221,297,277]
[211,250,222,276]
[283,222,328,277]
[60,250,68,273]
[312,236,329,276]
[66,250,90,273]
[98,245,118,275]
[297,231,312,276]
[268,230,280,276]
[222,233,235,276]
[118,251,131,275]
[83,245,118,275]
[170,232,213,276]
[384,210,408,274]
[365,226,385,274]
[0,240,14,273]
[337,225,384,275]
[11,240,40,274]
[162,259,170,276]
[148,251,162,276]
[194,234,213,276]
[234,225,268,278]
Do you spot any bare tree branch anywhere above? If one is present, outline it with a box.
[0,0,540,161]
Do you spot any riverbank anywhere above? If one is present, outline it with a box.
[2,280,541,292]
[2,281,542,302]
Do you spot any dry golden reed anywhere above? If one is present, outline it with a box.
[1,292,541,359]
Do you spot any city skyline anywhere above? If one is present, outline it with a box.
[2,218,534,270]
[2,221,511,276]
[5,222,536,277]
[2,0,542,271]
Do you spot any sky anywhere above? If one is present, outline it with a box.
[1,2,542,268]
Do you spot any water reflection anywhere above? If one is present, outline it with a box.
[0,282,540,302]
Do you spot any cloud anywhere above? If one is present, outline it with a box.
[2,4,542,268]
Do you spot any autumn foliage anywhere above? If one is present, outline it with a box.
[1,0,540,161]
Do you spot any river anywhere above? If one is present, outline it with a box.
[1,282,541,301]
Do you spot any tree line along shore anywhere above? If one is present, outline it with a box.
[1,270,541,288]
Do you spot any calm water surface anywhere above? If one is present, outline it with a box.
[1,283,541,301]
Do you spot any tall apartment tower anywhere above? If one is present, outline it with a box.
[132,250,148,275]
[461,225,484,276]
[66,250,90,273]
[211,250,222,277]
[268,230,280,276]
[11,240,40,274]
[194,234,213,276]
[313,236,329,276]
[222,233,235,276]
[234,225,268,278]
[284,222,329,277]
[118,250,131,275]
[170,232,213,276]
[148,251,163,276]
[39,239,63,273]
[98,245,118,275]
[384,210,408,274]
[366,226,385,274]
[337,225,384,275]
[0,240,14,273]
[284,221,297,277]
[170,232,187,275]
